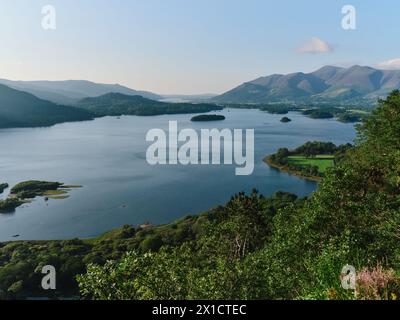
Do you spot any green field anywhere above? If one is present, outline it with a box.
[287,155,335,173]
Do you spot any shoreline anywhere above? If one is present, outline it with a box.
[263,155,322,182]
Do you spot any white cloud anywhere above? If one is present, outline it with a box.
[376,58,400,70]
[298,37,333,54]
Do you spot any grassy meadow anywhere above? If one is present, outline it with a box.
[287,155,335,173]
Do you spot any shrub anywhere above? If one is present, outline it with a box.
[356,265,400,300]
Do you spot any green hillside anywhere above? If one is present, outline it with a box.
[0,84,94,128]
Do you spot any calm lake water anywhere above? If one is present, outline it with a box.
[0,109,356,241]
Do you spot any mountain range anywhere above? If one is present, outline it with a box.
[2,64,400,129]
[0,79,162,105]
[213,65,400,104]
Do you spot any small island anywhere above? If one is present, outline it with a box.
[0,180,81,213]
[191,114,226,122]
[264,141,352,182]
[280,117,292,123]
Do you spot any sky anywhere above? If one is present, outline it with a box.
[0,0,399,94]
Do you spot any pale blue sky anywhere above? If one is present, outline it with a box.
[0,0,399,94]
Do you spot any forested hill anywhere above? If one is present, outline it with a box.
[77,93,223,116]
[0,84,94,128]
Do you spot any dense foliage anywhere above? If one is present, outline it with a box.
[0,192,300,299]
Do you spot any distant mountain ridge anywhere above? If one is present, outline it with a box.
[0,84,93,128]
[0,79,162,105]
[213,65,400,104]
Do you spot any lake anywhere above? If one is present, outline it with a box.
[0,109,356,241]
